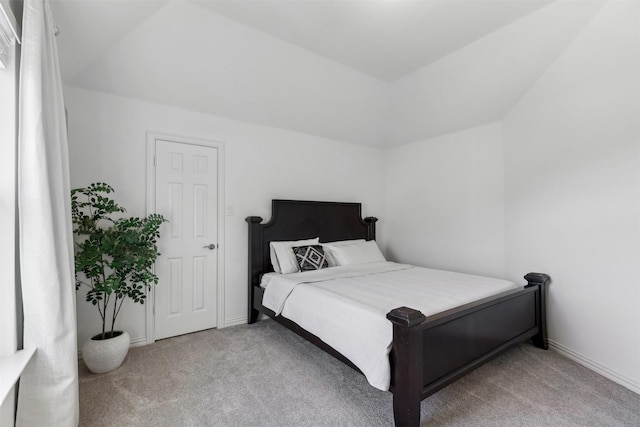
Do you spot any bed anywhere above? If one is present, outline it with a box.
[246,200,550,427]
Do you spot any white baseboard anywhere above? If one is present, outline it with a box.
[223,316,247,328]
[548,339,640,395]
[92,318,248,355]
[129,336,147,348]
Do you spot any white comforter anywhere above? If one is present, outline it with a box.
[261,262,519,391]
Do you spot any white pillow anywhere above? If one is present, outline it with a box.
[320,239,365,267]
[325,240,386,266]
[270,238,319,274]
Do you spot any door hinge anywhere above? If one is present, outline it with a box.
[153,156,157,166]
[153,304,155,315]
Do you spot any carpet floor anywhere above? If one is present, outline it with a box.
[79,320,640,426]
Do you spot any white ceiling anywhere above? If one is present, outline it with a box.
[193,0,552,82]
[52,0,552,83]
[52,0,168,82]
[49,0,600,147]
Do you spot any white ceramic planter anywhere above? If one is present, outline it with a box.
[82,331,130,374]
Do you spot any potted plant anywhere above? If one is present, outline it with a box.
[71,182,165,373]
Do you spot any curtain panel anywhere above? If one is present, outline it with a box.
[16,0,78,425]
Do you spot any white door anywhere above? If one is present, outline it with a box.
[154,139,218,339]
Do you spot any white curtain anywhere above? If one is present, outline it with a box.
[16,0,79,425]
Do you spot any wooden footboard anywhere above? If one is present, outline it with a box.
[387,273,550,427]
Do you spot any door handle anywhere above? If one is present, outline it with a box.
[203,243,217,250]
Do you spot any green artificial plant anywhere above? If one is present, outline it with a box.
[71,182,166,340]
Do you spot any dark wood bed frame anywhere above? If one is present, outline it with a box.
[247,200,550,427]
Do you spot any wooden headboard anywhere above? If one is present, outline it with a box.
[246,199,377,314]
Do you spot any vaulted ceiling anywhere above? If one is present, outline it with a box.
[51,0,604,147]
[188,0,554,82]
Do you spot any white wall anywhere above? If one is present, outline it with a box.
[65,86,385,347]
[503,0,640,392]
[384,122,505,278]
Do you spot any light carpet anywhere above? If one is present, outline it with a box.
[79,319,640,426]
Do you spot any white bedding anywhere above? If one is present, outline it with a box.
[260,262,519,391]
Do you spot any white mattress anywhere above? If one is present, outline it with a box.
[260,262,519,391]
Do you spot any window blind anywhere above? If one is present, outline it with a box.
[0,0,20,69]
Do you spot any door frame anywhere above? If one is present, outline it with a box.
[145,131,225,344]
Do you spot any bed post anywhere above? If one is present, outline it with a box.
[246,216,264,324]
[364,217,378,241]
[387,307,427,427]
[524,272,551,350]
